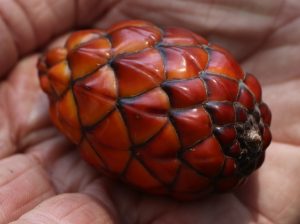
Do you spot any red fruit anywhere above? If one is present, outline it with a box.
[37,20,272,200]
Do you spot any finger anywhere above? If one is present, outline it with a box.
[105,181,253,224]
[235,142,300,224]
[0,0,119,78]
[0,55,51,158]
[262,78,300,145]
[11,193,117,224]
[0,154,55,223]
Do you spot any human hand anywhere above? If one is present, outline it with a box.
[0,1,300,223]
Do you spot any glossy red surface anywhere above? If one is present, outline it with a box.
[171,107,212,148]
[38,20,272,200]
[162,78,206,108]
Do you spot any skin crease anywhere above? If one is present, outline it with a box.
[0,0,299,223]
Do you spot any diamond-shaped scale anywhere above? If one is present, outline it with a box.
[205,45,244,80]
[140,157,180,185]
[162,46,208,80]
[79,139,107,171]
[123,158,165,193]
[214,125,237,147]
[259,103,272,126]
[171,106,212,148]
[173,165,211,193]
[45,48,67,66]
[182,136,225,177]
[204,101,235,125]
[221,157,236,177]
[237,84,255,111]
[109,25,162,55]
[120,87,170,145]
[73,65,117,127]
[86,109,131,150]
[47,61,71,96]
[244,73,262,103]
[68,37,111,79]
[136,122,180,158]
[65,29,106,50]
[202,73,239,102]
[50,90,82,143]
[162,78,207,108]
[87,141,131,176]
[113,48,165,97]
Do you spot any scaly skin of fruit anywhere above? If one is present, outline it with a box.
[37,20,272,200]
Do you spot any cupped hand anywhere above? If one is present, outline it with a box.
[0,1,300,223]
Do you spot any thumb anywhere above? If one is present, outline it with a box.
[0,0,118,78]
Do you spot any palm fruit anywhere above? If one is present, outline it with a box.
[37,20,272,200]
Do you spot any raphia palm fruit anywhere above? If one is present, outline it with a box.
[37,20,271,200]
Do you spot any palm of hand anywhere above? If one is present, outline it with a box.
[0,1,299,223]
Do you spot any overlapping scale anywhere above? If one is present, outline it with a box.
[182,137,225,177]
[73,65,117,126]
[162,78,207,108]
[38,20,272,199]
[163,46,207,80]
[113,48,165,97]
[205,45,244,80]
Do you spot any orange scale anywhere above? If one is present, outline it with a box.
[163,46,207,80]
[39,74,53,96]
[237,86,255,111]
[204,102,236,125]
[259,103,272,126]
[162,78,207,108]
[55,90,82,143]
[262,125,272,150]
[107,20,157,33]
[234,103,248,123]
[214,126,237,147]
[183,136,225,177]
[139,156,181,184]
[89,143,131,176]
[171,107,212,148]
[244,73,262,103]
[79,139,107,171]
[73,65,117,127]
[65,29,106,51]
[162,27,208,46]
[226,141,242,158]
[113,48,165,97]
[173,165,211,193]
[45,48,67,66]
[120,88,170,145]
[110,26,162,55]
[47,61,71,96]
[202,74,239,102]
[221,157,237,177]
[68,38,111,79]
[137,122,180,159]
[124,158,162,190]
[86,109,131,150]
[206,45,244,80]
